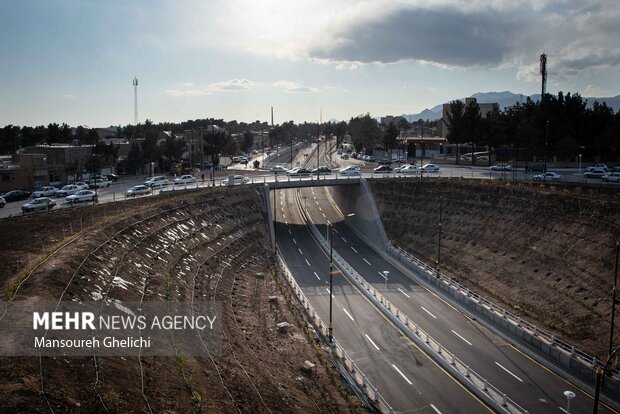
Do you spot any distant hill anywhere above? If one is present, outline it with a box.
[401,91,620,122]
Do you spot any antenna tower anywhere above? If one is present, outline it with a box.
[539,54,547,100]
[133,77,139,125]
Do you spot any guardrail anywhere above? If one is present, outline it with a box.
[389,245,620,395]
[301,210,528,413]
[274,252,394,413]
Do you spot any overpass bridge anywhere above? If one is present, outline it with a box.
[265,175,360,189]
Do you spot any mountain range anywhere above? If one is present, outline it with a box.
[402,91,620,122]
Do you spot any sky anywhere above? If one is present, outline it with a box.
[1,0,619,127]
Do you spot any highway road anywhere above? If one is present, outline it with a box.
[296,184,618,414]
[275,187,490,413]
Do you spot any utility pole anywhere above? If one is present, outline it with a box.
[328,222,334,343]
[133,77,138,126]
[437,195,443,276]
[610,242,620,357]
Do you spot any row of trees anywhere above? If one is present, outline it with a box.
[446,92,620,163]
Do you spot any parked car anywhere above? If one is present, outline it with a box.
[126,185,151,197]
[311,166,332,175]
[373,165,393,173]
[105,173,119,182]
[32,186,58,197]
[22,197,56,213]
[89,177,112,188]
[286,167,312,177]
[74,181,90,190]
[421,163,440,172]
[338,166,361,176]
[586,163,608,173]
[144,176,169,188]
[533,172,561,182]
[2,190,32,202]
[377,159,392,166]
[366,155,376,162]
[395,165,419,175]
[65,190,97,203]
[270,165,289,175]
[174,174,197,184]
[602,172,620,183]
[584,168,607,179]
[0,196,5,208]
[221,175,250,185]
[526,163,546,172]
[490,163,512,171]
[55,185,81,197]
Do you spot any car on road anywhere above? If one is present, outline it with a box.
[270,165,289,175]
[584,168,607,179]
[421,163,440,172]
[174,174,197,184]
[373,165,392,173]
[377,159,392,166]
[526,163,546,172]
[286,167,312,177]
[21,197,56,213]
[65,190,97,203]
[55,185,81,197]
[31,186,58,197]
[74,181,90,190]
[602,172,620,183]
[126,185,151,197]
[221,175,250,185]
[586,163,608,173]
[105,173,119,182]
[311,166,332,175]
[89,177,112,189]
[144,176,169,188]
[533,172,562,182]
[490,163,512,171]
[338,166,361,176]
[0,196,5,208]
[366,155,376,162]
[395,165,419,174]
[2,190,32,202]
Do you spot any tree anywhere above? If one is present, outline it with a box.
[241,131,254,153]
[126,141,143,175]
[0,125,20,154]
[47,123,61,145]
[446,100,465,164]
[383,122,399,150]
[348,114,382,154]
[463,99,481,165]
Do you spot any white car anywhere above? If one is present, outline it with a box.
[65,190,97,203]
[174,174,196,184]
[74,181,90,190]
[602,172,620,183]
[338,166,361,176]
[585,163,608,173]
[22,197,56,213]
[421,163,440,172]
[533,172,561,182]
[490,163,511,171]
[145,176,169,188]
[0,196,5,208]
[126,185,151,197]
[395,165,419,175]
[32,186,58,197]
[286,167,312,177]
[270,165,288,175]
[221,175,250,185]
[55,184,81,197]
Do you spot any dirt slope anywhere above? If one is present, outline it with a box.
[0,188,356,413]
[370,179,620,360]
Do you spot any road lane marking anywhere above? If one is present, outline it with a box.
[351,246,358,254]
[287,229,291,235]
[451,330,472,346]
[313,271,320,280]
[363,258,372,266]
[284,221,288,226]
[397,288,410,298]
[342,308,355,321]
[341,236,347,243]
[421,306,437,319]
[305,259,311,266]
[293,238,297,244]
[282,213,286,219]
[364,334,380,351]
[325,288,334,298]
[430,404,442,414]
[322,213,326,218]
[298,248,303,255]
[494,362,523,382]
[391,364,413,385]
[333,229,339,233]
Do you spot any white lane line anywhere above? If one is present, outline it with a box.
[285,221,288,226]
[364,334,380,351]
[313,271,320,280]
[397,288,410,298]
[333,229,339,233]
[451,330,472,346]
[305,259,311,267]
[430,404,442,414]
[287,229,292,235]
[421,306,437,319]
[282,213,286,219]
[559,407,568,414]
[351,246,358,254]
[494,362,523,382]
[293,238,297,245]
[391,364,413,385]
[322,213,326,218]
[318,206,323,211]
[325,287,334,298]
[363,258,372,266]
[298,248,303,255]
[341,236,347,243]
[342,308,355,321]
[316,201,319,205]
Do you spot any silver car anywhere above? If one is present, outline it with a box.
[22,197,56,213]
[126,185,151,197]
[65,190,97,203]
[32,186,58,197]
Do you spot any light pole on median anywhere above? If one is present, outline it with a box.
[563,390,575,414]
[382,270,389,291]
[437,194,443,277]
[328,220,334,343]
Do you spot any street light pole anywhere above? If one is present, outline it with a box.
[437,194,443,277]
[609,242,620,357]
[328,222,334,343]
[544,120,549,174]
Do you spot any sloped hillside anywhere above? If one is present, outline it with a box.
[371,179,620,360]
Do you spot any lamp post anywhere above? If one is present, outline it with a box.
[328,221,334,343]
[544,120,549,174]
[563,390,575,413]
[437,194,443,277]
[578,153,582,175]
[593,345,620,413]
[609,242,620,357]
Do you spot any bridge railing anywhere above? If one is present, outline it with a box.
[275,252,395,414]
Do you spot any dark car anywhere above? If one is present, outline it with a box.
[105,173,119,182]
[374,165,393,173]
[377,159,392,166]
[2,190,31,202]
[527,163,546,172]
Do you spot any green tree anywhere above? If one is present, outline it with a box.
[0,125,20,154]
[446,100,465,164]
[241,131,254,153]
[47,123,61,145]
[126,141,143,175]
[348,114,382,154]
[463,99,481,165]
[383,122,399,150]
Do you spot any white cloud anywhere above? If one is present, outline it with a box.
[273,80,317,93]
[166,79,257,97]
[583,84,602,96]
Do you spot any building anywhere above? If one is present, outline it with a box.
[22,144,95,184]
[380,115,404,126]
[440,97,499,137]
[0,154,49,192]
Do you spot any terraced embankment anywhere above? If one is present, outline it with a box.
[370,179,620,360]
[0,187,354,413]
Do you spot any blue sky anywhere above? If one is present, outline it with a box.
[1,0,619,127]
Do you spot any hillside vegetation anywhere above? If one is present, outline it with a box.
[371,179,620,359]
